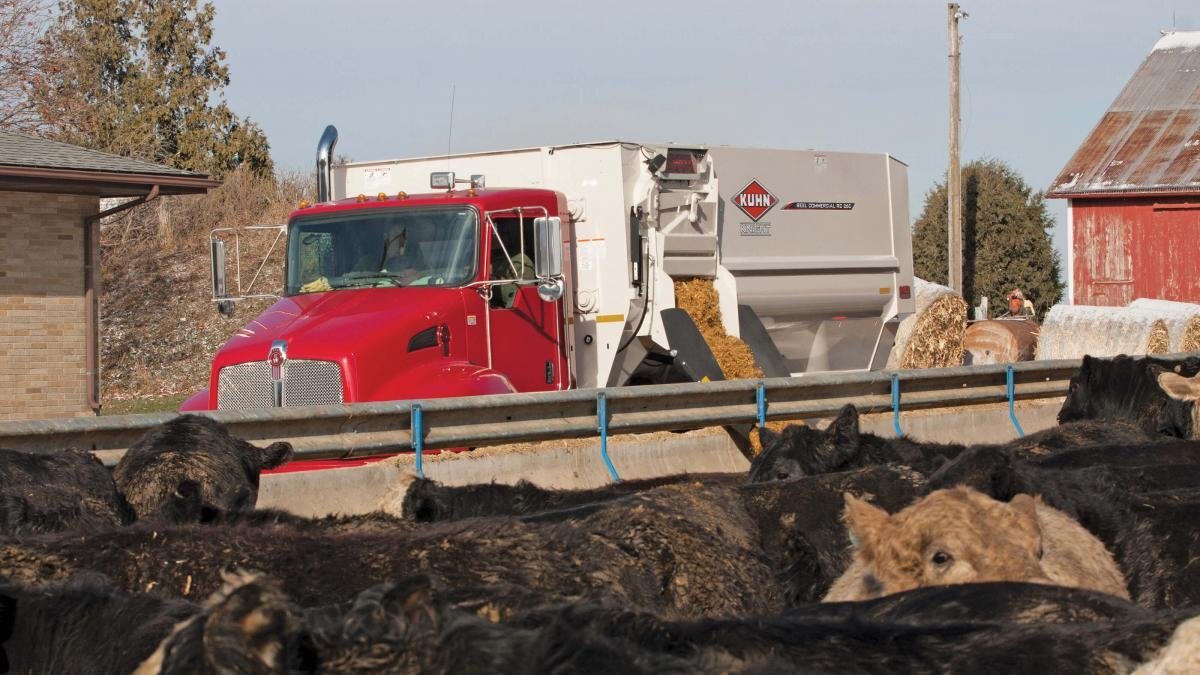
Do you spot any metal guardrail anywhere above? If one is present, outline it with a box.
[0,359,1085,467]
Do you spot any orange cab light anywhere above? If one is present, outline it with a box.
[356,194,368,203]
[396,191,408,200]
[466,187,477,197]
[377,192,388,201]
[298,199,311,209]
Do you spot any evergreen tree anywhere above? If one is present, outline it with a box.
[32,0,271,178]
[912,158,1063,317]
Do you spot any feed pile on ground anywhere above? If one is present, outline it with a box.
[886,278,968,369]
[1036,305,1170,360]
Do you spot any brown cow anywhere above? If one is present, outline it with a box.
[824,486,1129,601]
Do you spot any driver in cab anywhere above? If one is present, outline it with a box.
[355,225,426,284]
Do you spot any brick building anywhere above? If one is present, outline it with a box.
[1048,31,1200,305]
[0,131,218,421]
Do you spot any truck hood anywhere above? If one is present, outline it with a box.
[214,289,458,366]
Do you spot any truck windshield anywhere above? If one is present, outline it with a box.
[286,207,478,295]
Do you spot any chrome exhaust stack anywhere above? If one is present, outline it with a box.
[316,125,338,202]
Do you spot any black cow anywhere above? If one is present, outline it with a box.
[750,403,1153,482]
[0,447,130,535]
[112,415,293,523]
[0,574,196,675]
[739,464,927,603]
[402,473,741,523]
[513,582,1190,674]
[1058,354,1200,438]
[0,589,11,674]
[0,479,780,618]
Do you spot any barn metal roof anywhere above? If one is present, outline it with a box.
[0,130,219,196]
[1048,31,1200,199]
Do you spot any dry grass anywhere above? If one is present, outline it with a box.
[1182,317,1200,352]
[672,278,791,455]
[100,168,312,402]
[888,279,968,369]
[1147,321,1170,354]
[673,278,763,381]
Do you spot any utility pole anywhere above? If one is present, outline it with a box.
[947,3,967,293]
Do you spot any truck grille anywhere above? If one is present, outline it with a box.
[217,360,344,410]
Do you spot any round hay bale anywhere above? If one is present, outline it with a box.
[963,319,1038,365]
[1129,298,1200,352]
[886,278,968,369]
[1035,305,1171,360]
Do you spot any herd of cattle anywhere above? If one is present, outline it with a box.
[1,354,1200,672]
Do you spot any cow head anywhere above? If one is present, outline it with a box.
[1157,370,1200,440]
[839,488,1047,599]
[748,405,861,482]
[114,416,295,524]
[1059,355,1200,438]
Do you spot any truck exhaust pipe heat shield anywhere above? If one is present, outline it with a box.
[316,125,338,202]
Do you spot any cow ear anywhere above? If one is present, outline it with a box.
[843,492,888,550]
[1009,494,1044,557]
[1157,372,1200,402]
[259,442,294,470]
[829,405,860,447]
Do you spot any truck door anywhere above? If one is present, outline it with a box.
[485,213,567,391]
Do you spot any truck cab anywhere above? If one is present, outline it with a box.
[182,186,572,411]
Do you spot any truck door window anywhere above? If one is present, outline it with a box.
[490,216,535,308]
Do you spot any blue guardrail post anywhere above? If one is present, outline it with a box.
[412,403,424,479]
[597,391,620,482]
[1007,365,1025,437]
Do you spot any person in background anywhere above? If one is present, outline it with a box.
[491,246,535,308]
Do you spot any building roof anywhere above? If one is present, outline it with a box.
[1048,31,1200,199]
[0,130,220,197]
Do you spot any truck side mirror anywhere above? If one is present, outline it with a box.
[210,238,235,317]
[533,216,563,278]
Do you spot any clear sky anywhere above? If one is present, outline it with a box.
[210,0,1196,266]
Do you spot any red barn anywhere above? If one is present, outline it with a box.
[1048,31,1200,306]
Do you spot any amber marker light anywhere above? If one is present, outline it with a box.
[396,191,408,200]
[356,194,368,203]
[298,199,311,209]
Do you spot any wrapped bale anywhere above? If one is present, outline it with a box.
[1035,305,1170,360]
[885,278,968,369]
[1129,298,1200,352]
[963,318,1039,365]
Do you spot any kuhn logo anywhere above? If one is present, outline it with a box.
[732,180,778,222]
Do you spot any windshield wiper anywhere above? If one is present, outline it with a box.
[336,273,407,288]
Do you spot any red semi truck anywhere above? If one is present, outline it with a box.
[184,126,915,413]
